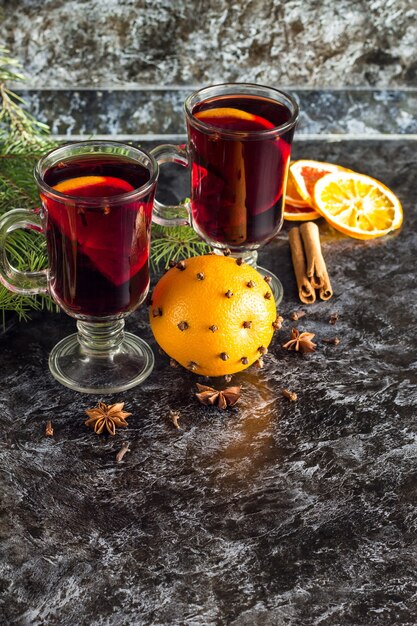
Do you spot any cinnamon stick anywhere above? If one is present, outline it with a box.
[288,227,316,304]
[220,142,247,245]
[299,222,333,301]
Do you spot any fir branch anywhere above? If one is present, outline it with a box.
[0,48,211,324]
[0,48,57,324]
[150,223,210,270]
[150,198,210,269]
[0,153,39,210]
[0,47,54,154]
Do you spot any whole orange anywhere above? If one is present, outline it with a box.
[149,255,278,377]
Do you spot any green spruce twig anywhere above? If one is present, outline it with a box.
[150,199,210,269]
[0,48,57,325]
[0,48,210,325]
[151,223,210,271]
[0,47,54,154]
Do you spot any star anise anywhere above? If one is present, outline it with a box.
[282,328,316,353]
[84,402,131,436]
[195,384,241,410]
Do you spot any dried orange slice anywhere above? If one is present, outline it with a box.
[290,160,352,207]
[285,170,310,208]
[284,168,320,220]
[284,204,320,221]
[313,172,403,240]
[194,107,275,130]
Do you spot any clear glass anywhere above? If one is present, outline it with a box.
[151,82,299,303]
[0,141,158,393]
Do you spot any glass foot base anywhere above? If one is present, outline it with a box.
[49,331,154,394]
[256,266,284,305]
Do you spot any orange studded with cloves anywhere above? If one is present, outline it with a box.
[149,254,277,376]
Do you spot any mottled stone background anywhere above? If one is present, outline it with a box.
[0,0,415,88]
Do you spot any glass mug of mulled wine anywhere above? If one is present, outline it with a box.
[0,141,158,393]
[151,82,299,302]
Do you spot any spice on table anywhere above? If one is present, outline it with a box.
[84,402,131,436]
[169,410,182,429]
[322,336,341,345]
[289,223,333,303]
[290,310,306,321]
[195,383,241,410]
[281,389,298,401]
[272,316,284,331]
[282,328,316,353]
[288,227,316,304]
[45,420,54,437]
[115,442,130,463]
[329,312,339,325]
[299,222,333,301]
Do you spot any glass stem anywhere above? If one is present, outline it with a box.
[77,320,125,357]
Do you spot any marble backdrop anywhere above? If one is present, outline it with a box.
[0,0,415,88]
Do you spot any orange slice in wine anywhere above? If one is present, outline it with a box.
[53,176,135,197]
[194,107,275,130]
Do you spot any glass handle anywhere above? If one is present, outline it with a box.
[0,208,48,295]
[150,144,190,227]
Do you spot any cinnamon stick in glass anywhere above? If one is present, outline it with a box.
[299,222,333,300]
[288,227,316,304]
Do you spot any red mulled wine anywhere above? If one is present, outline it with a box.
[42,155,154,318]
[188,95,294,248]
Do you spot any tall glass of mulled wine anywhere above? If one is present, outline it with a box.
[0,141,159,393]
[151,83,299,302]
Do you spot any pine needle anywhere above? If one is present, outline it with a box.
[0,48,210,326]
[0,48,56,326]
[150,223,210,270]
[0,47,54,154]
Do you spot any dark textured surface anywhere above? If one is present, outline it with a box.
[1,139,417,626]
[1,0,416,88]
[17,88,417,139]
